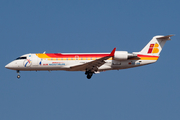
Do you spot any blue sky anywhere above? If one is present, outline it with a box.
[1,0,180,120]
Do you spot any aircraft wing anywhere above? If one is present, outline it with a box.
[69,48,116,72]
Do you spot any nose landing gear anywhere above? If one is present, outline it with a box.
[17,75,20,79]
[17,70,20,79]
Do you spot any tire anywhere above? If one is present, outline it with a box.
[87,75,91,79]
[17,75,20,79]
[87,72,93,79]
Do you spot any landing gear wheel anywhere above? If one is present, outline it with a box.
[87,75,92,79]
[16,70,20,79]
[86,72,93,79]
[17,75,20,79]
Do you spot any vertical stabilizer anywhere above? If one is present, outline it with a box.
[140,35,173,56]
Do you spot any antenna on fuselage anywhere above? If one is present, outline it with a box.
[43,51,46,54]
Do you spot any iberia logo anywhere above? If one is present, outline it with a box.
[24,59,31,67]
[147,43,159,54]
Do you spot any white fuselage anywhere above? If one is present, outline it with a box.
[5,53,157,72]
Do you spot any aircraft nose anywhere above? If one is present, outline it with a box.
[5,62,14,69]
[5,63,11,69]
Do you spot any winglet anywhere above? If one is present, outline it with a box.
[109,48,116,56]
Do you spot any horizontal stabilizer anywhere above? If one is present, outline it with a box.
[157,35,174,40]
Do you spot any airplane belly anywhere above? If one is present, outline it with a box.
[111,60,157,70]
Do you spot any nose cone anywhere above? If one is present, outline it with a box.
[5,64,8,68]
[5,63,12,69]
[5,62,15,70]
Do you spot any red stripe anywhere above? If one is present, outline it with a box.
[46,53,109,58]
[137,54,159,58]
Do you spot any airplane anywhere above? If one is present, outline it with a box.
[5,35,173,79]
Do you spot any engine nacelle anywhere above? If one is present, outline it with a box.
[114,51,128,60]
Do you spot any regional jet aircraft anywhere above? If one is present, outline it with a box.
[5,35,173,79]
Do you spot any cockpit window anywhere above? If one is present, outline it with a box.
[15,57,27,60]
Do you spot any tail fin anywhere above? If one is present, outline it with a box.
[140,35,173,56]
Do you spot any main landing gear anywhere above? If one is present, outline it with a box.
[17,70,20,79]
[85,70,94,79]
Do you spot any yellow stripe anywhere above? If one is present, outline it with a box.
[36,54,51,58]
[140,57,159,60]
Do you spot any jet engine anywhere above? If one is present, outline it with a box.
[114,51,137,60]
